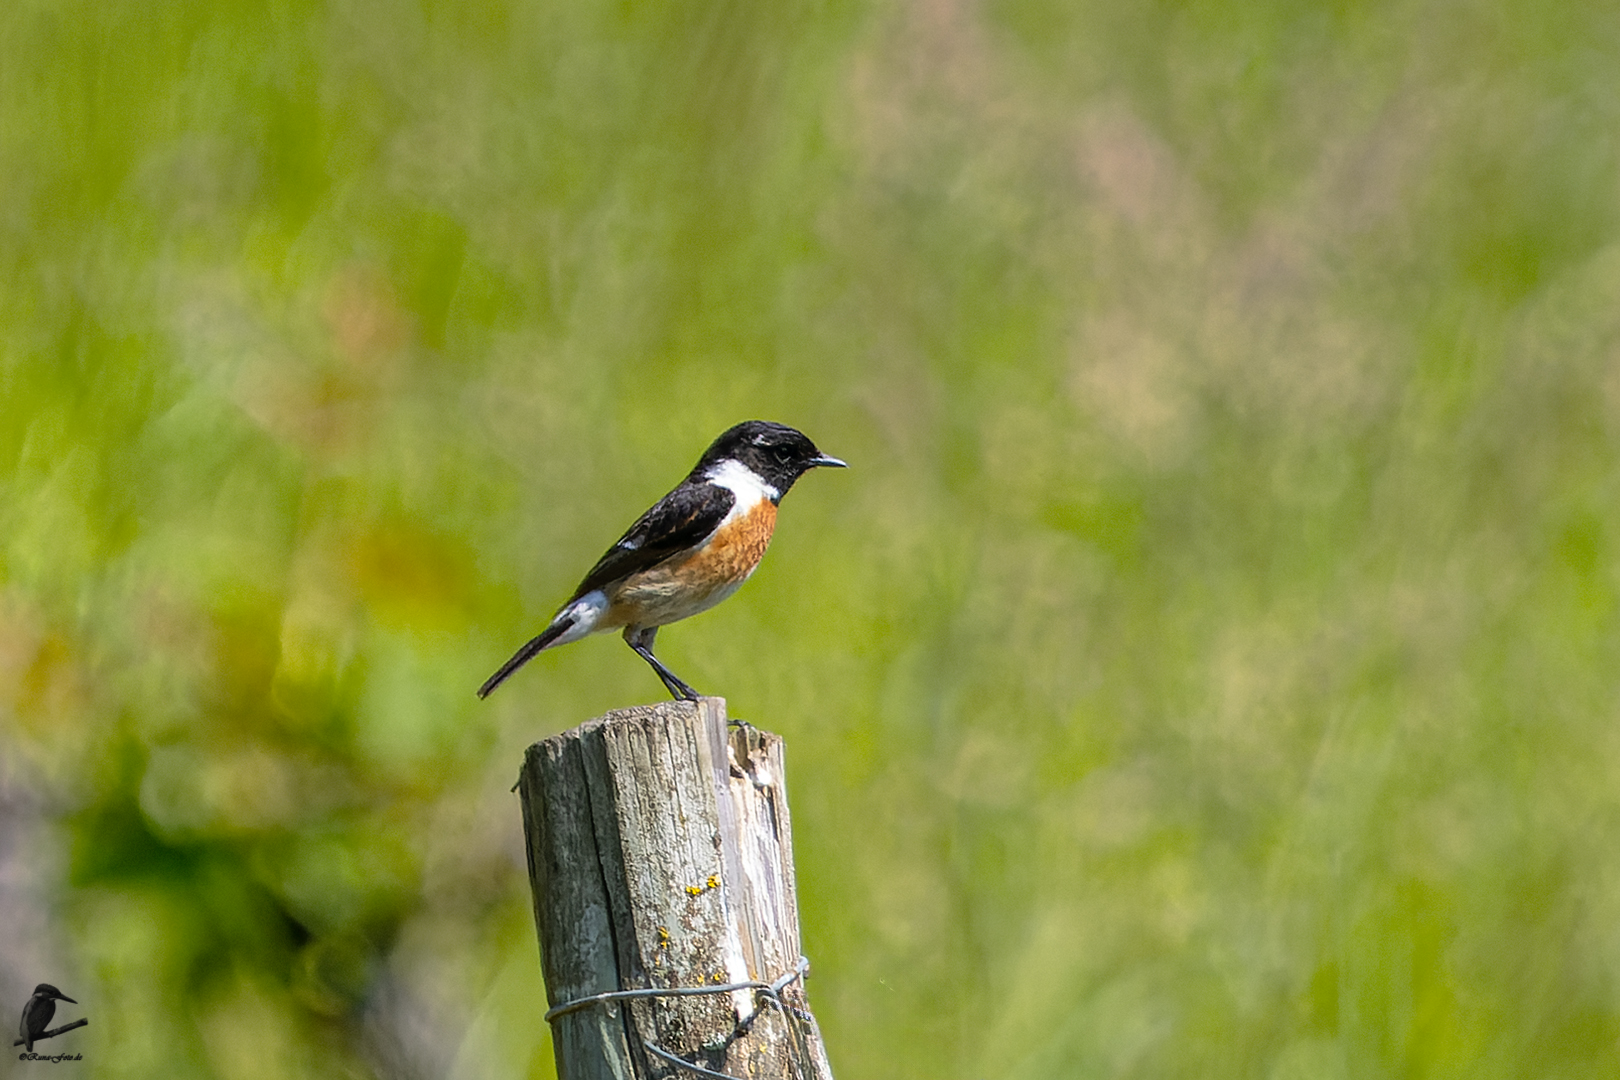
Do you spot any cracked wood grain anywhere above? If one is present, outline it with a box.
[520,697,832,1080]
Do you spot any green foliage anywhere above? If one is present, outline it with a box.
[5,0,1620,1076]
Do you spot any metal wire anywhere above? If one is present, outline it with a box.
[641,1039,742,1080]
[543,956,808,1022]
[543,956,815,1079]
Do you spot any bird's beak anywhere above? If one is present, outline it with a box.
[53,993,75,1004]
[809,455,847,469]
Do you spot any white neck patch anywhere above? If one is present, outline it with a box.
[705,458,779,508]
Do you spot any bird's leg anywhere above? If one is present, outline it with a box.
[623,626,701,701]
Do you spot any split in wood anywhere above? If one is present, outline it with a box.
[519,697,834,1079]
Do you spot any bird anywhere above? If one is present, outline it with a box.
[479,420,846,701]
[19,984,74,1053]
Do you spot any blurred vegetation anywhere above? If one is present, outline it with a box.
[4,0,1620,1077]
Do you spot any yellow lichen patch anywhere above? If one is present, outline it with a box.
[684,876,722,897]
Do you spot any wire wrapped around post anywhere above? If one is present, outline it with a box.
[544,958,814,1079]
[518,697,834,1080]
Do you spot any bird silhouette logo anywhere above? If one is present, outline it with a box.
[14,984,86,1056]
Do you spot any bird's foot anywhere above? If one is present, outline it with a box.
[658,672,702,702]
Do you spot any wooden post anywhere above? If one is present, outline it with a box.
[518,697,834,1080]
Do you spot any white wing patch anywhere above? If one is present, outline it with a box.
[704,458,779,518]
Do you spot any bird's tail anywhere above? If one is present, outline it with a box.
[477,618,572,698]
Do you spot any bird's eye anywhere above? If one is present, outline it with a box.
[772,446,793,463]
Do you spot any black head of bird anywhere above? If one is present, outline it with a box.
[689,420,848,498]
[19,984,75,1052]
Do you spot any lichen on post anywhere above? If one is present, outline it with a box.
[519,697,833,1080]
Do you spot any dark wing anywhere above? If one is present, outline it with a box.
[568,483,733,600]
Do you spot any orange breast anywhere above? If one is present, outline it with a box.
[601,499,778,628]
[693,498,777,582]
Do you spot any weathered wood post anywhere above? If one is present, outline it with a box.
[518,696,834,1079]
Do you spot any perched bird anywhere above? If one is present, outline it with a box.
[19,984,74,1053]
[479,421,846,701]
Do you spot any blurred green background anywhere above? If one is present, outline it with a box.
[4,0,1620,1076]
